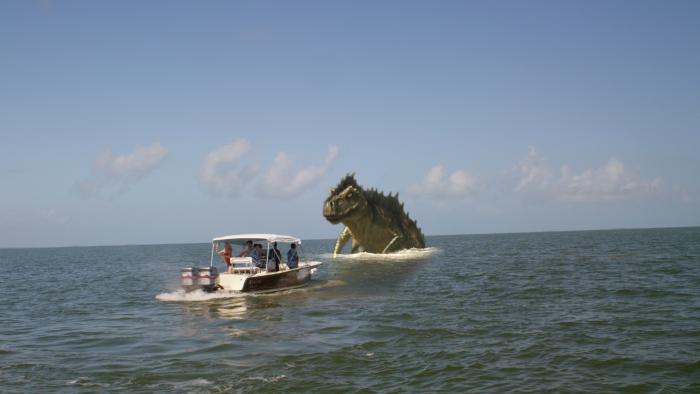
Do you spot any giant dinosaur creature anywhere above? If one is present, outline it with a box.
[323,174,425,256]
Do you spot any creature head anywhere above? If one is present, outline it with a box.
[323,174,368,224]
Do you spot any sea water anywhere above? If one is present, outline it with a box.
[1,227,699,392]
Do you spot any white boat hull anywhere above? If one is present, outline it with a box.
[217,262,321,293]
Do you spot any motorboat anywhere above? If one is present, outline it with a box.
[180,234,322,293]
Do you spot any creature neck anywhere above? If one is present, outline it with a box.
[342,210,373,237]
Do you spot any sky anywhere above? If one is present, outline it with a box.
[1,1,699,248]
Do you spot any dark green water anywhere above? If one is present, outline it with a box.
[2,228,700,392]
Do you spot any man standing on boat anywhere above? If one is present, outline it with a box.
[287,243,299,269]
[268,242,281,272]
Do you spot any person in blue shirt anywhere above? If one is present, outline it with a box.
[287,243,299,269]
[250,243,264,268]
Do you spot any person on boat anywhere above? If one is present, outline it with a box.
[250,243,264,268]
[216,242,234,273]
[287,243,299,269]
[238,240,253,257]
[267,242,281,272]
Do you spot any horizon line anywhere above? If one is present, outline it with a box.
[1,224,698,250]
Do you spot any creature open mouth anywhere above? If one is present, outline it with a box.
[323,214,341,223]
[323,203,359,223]
[322,206,337,220]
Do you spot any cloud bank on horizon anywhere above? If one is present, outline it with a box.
[77,142,679,206]
[514,146,664,203]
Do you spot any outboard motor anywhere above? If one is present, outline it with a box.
[180,267,199,291]
[196,266,219,292]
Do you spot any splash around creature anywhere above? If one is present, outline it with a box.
[323,173,426,256]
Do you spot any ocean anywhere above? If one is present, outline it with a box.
[1,227,699,392]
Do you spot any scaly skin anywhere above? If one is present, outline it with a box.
[323,174,425,256]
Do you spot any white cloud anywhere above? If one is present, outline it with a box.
[42,208,70,225]
[514,145,551,193]
[77,142,169,196]
[558,159,662,202]
[95,143,169,179]
[258,145,339,199]
[200,139,257,198]
[514,146,662,202]
[408,165,479,198]
[672,185,691,203]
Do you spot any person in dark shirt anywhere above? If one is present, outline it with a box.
[287,243,299,269]
[267,242,281,272]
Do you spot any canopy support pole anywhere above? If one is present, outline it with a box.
[210,242,215,267]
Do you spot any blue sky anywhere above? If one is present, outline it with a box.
[1,1,698,247]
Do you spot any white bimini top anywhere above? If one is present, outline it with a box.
[212,233,301,244]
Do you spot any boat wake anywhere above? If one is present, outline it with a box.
[155,289,246,302]
[320,247,439,262]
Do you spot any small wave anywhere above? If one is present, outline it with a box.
[321,247,439,262]
[173,378,211,389]
[240,374,287,383]
[66,377,110,388]
[155,289,246,302]
[315,279,348,288]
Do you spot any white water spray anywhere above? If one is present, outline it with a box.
[155,289,247,302]
[321,247,439,262]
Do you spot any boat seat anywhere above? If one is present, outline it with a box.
[231,257,252,265]
[230,257,256,273]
